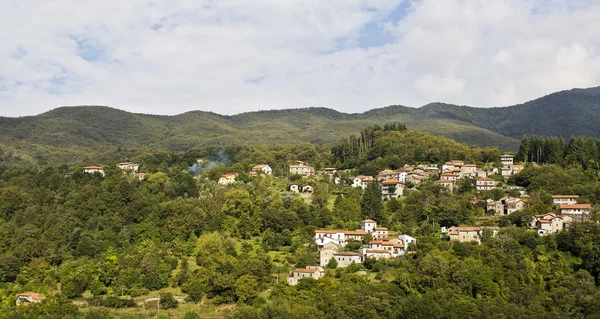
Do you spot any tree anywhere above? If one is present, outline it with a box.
[326,257,338,269]
[235,275,259,302]
[361,182,384,223]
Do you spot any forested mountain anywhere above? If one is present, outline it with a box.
[1,87,600,166]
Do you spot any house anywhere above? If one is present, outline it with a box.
[450,160,464,168]
[440,173,458,182]
[83,166,105,177]
[116,162,139,172]
[315,230,347,247]
[530,213,572,236]
[380,179,404,200]
[372,227,389,239]
[376,170,397,182]
[475,170,488,178]
[365,239,405,257]
[289,184,301,193]
[16,292,46,306]
[323,168,338,177]
[218,173,237,185]
[344,230,368,241]
[333,252,362,267]
[252,164,273,175]
[135,173,147,181]
[486,200,504,214]
[511,164,524,175]
[319,247,338,266]
[461,164,477,175]
[559,204,592,219]
[500,154,514,167]
[474,178,497,191]
[360,219,377,233]
[500,167,512,178]
[552,195,579,206]
[352,176,374,189]
[289,161,314,177]
[365,250,392,260]
[287,266,324,285]
[196,158,206,163]
[398,234,417,252]
[448,226,498,244]
[504,198,526,215]
[435,180,454,192]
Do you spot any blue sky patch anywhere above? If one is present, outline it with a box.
[358,1,412,48]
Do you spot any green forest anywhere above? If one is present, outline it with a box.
[2,126,600,318]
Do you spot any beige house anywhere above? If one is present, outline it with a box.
[289,161,314,177]
[380,179,404,200]
[435,179,454,192]
[461,164,477,175]
[319,247,338,267]
[218,173,237,185]
[83,166,105,177]
[333,252,362,267]
[365,249,392,260]
[345,230,368,241]
[440,173,458,182]
[530,213,572,236]
[252,164,272,175]
[486,200,504,214]
[372,227,389,239]
[287,267,324,285]
[552,195,579,206]
[559,204,592,219]
[16,292,46,306]
[448,226,498,244]
[504,198,526,215]
[474,178,497,191]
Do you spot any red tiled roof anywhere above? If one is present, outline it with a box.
[16,292,46,301]
[366,249,390,254]
[294,268,318,273]
[381,179,401,185]
[374,227,388,231]
[83,166,103,169]
[362,219,376,223]
[344,230,367,235]
[552,195,580,199]
[334,252,361,256]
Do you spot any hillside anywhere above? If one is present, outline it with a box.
[2,86,600,165]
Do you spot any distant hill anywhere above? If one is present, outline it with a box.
[1,86,600,165]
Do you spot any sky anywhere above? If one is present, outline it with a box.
[1,0,600,117]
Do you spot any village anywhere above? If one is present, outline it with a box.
[78,153,595,288]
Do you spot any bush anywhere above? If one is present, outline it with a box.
[87,296,136,308]
[160,293,178,309]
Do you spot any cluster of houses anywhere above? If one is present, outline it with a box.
[82,162,145,180]
[486,197,527,215]
[288,220,416,285]
[444,226,499,244]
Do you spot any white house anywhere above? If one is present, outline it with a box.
[289,184,301,193]
[474,178,497,191]
[116,162,139,172]
[360,219,377,233]
[83,166,105,177]
[552,195,579,206]
[287,266,324,285]
[352,176,374,189]
[314,230,346,247]
[461,164,477,175]
[218,173,237,185]
[531,213,572,236]
[365,250,392,260]
[500,154,514,167]
[252,164,272,175]
[398,234,416,252]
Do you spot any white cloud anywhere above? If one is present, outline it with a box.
[1,0,600,117]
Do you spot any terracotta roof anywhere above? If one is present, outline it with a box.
[289,165,313,168]
[362,219,376,223]
[453,227,481,231]
[501,154,514,157]
[315,229,344,234]
[539,220,551,224]
[435,180,453,183]
[83,166,103,169]
[334,252,361,256]
[253,164,268,169]
[449,231,459,235]
[441,173,456,177]
[381,179,401,185]
[366,250,390,254]
[477,177,494,181]
[248,171,258,176]
[552,195,580,199]
[374,227,388,231]
[393,243,405,248]
[463,164,476,167]
[451,160,464,163]
[324,168,337,170]
[16,292,46,301]
[294,268,318,273]
[560,204,592,209]
[367,241,384,245]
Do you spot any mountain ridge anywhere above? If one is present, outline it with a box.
[2,86,600,165]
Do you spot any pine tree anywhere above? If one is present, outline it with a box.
[361,182,384,223]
